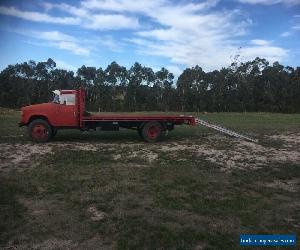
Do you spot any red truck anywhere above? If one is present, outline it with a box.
[20,88,196,143]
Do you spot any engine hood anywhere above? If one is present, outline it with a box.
[20,102,58,125]
[21,102,54,112]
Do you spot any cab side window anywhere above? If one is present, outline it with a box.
[60,94,75,105]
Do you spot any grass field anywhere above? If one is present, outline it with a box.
[0,109,299,249]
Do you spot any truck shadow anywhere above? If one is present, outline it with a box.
[52,130,176,143]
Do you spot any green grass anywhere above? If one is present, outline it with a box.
[0,110,299,249]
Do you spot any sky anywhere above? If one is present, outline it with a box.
[0,0,299,75]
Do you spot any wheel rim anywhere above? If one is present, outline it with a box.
[147,125,160,139]
[32,124,49,140]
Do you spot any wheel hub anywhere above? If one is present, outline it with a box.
[147,125,160,139]
[32,124,48,140]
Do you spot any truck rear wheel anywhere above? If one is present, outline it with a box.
[28,119,52,143]
[137,128,143,139]
[141,122,163,143]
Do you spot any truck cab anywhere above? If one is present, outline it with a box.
[20,89,82,142]
[20,90,80,127]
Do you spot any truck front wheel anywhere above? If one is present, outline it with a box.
[28,119,52,142]
[51,127,58,139]
[141,122,163,143]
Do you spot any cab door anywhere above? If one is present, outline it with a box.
[54,92,78,127]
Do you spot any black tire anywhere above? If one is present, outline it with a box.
[161,130,168,139]
[137,128,143,139]
[160,123,168,139]
[28,119,52,143]
[51,127,58,139]
[141,122,163,143]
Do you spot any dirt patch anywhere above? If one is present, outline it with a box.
[69,143,98,152]
[114,148,158,163]
[263,178,299,193]
[74,235,114,250]
[6,239,76,250]
[145,151,159,162]
[113,154,122,160]
[128,149,158,162]
[31,239,76,250]
[0,143,52,173]
[159,143,198,152]
[18,197,48,217]
[194,242,207,250]
[203,139,300,172]
[87,205,106,221]
[1,133,300,174]
[18,197,71,218]
[0,142,112,173]
[268,133,300,150]
[155,134,300,172]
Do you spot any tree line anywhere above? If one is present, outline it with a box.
[0,57,299,113]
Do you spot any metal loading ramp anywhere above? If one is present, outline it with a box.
[195,118,258,143]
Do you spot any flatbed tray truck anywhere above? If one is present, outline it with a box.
[19,88,257,143]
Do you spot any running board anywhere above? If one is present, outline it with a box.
[195,118,258,143]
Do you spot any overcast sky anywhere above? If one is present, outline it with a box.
[0,0,299,75]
